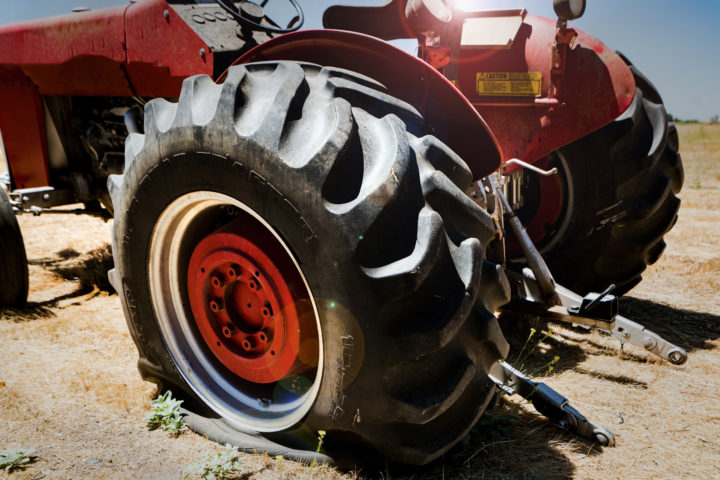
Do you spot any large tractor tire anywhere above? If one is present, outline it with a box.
[109,62,509,466]
[0,187,28,307]
[513,59,683,295]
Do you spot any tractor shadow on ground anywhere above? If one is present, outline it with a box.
[0,244,115,321]
[620,296,720,352]
[31,244,115,294]
[419,295,720,480]
[379,396,588,480]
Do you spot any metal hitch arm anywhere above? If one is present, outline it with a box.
[555,283,688,365]
[496,177,687,365]
[514,269,688,365]
[611,315,688,365]
[489,361,615,446]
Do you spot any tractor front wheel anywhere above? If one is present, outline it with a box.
[109,62,509,465]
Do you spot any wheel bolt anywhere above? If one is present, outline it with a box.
[258,331,269,344]
[222,325,237,338]
[242,337,256,351]
[209,299,224,312]
[212,275,225,288]
[228,266,238,278]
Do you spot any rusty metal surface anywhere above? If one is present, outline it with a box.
[0,0,213,98]
[125,0,213,97]
[0,0,213,186]
[0,4,131,96]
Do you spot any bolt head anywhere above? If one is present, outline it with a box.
[242,337,257,351]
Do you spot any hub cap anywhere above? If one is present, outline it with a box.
[187,219,311,384]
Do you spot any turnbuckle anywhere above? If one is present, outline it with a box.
[489,361,615,446]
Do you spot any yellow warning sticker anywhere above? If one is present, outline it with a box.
[476,72,542,97]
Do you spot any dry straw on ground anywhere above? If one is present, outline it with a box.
[1,124,719,479]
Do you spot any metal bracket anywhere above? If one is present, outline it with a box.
[489,361,615,446]
[567,284,618,324]
[9,187,77,215]
[502,298,615,330]
[556,283,687,365]
[611,316,687,365]
[515,269,688,365]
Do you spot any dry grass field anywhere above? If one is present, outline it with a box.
[1,123,719,479]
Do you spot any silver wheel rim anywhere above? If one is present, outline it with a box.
[147,191,323,432]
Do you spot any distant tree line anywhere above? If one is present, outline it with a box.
[667,113,718,124]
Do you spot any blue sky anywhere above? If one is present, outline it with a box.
[1,0,718,121]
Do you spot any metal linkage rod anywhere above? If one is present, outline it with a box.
[497,188,560,305]
[489,361,615,446]
[555,283,688,365]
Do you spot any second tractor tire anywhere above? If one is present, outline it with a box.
[517,59,683,295]
[0,187,28,307]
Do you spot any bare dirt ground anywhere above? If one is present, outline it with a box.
[1,124,719,479]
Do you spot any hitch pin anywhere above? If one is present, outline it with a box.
[502,158,558,176]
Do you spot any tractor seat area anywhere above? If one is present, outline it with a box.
[323,0,453,41]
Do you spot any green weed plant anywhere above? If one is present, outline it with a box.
[145,390,187,436]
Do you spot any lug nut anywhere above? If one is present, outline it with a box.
[222,325,237,338]
[212,275,225,288]
[258,331,269,344]
[209,299,224,312]
[228,266,238,278]
[242,337,256,351]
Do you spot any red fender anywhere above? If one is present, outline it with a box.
[235,18,635,178]
[233,29,502,180]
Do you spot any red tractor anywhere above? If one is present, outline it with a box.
[0,0,685,466]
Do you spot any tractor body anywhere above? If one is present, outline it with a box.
[0,0,631,194]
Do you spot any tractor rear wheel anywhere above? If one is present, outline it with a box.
[0,187,28,307]
[513,59,683,295]
[109,62,509,465]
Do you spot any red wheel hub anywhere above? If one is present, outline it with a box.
[187,215,317,384]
